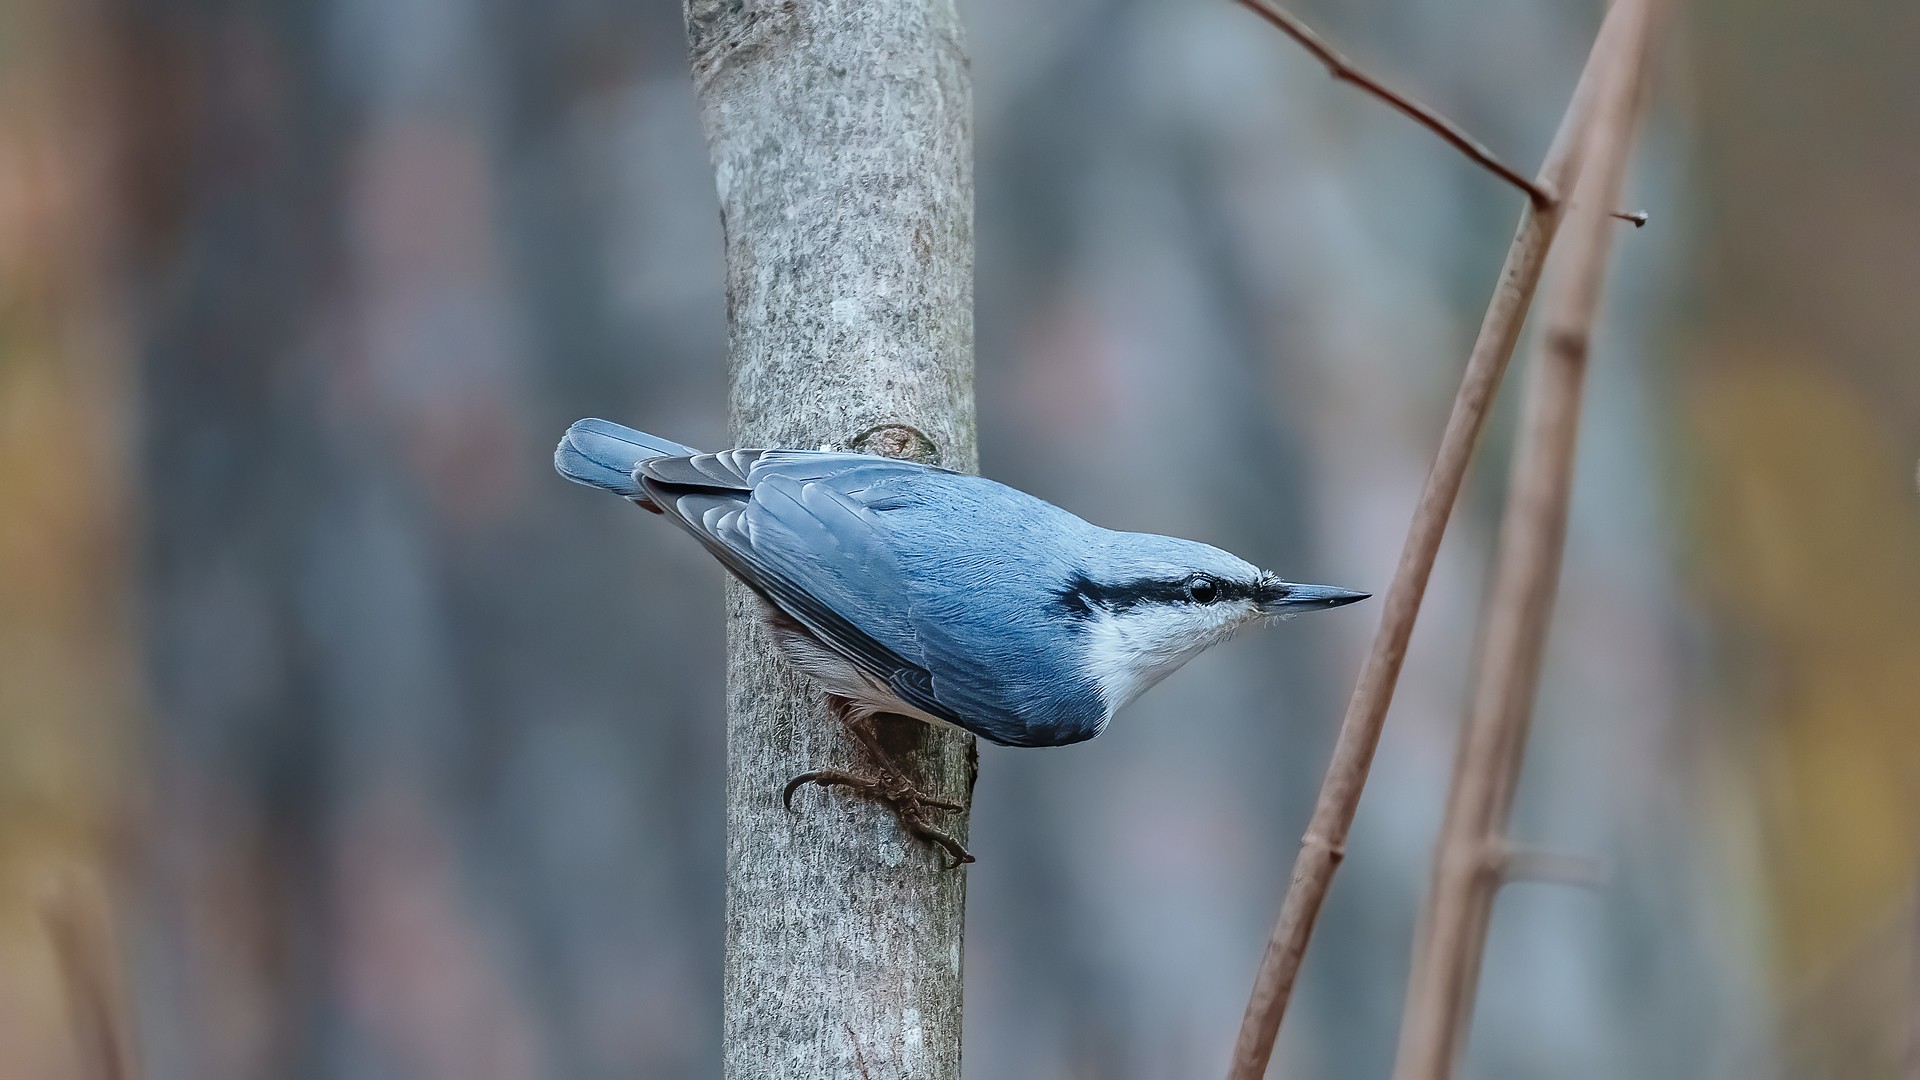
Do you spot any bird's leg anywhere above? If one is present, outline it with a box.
[782,701,974,867]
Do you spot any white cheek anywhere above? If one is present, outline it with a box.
[1081,603,1255,715]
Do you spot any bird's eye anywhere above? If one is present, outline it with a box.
[1185,575,1221,604]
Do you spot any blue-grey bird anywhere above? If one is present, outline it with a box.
[556,417,1368,863]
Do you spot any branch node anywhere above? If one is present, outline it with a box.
[1235,0,1551,208]
[1302,831,1347,864]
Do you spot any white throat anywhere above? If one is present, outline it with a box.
[1077,602,1252,723]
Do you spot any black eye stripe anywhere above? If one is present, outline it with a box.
[1057,572,1253,615]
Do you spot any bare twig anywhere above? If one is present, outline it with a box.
[1233,0,1553,208]
[1235,0,1656,229]
[1908,875,1920,1080]
[1390,2,1663,1076]
[40,872,139,1080]
[1223,5,1646,1076]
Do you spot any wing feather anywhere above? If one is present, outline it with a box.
[639,450,1100,745]
[639,457,941,696]
[637,450,765,491]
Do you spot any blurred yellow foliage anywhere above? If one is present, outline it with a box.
[0,5,137,1075]
[1690,354,1920,1029]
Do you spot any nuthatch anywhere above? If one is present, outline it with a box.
[556,418,1368,863]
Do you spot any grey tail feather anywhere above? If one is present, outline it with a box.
[554,418,700,508]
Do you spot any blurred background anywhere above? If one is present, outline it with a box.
[2,0,1916,1076]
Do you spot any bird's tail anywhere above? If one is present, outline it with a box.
[554,418,699,510]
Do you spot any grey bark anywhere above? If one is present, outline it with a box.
[681,2,976,1078]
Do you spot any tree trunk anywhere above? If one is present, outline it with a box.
[681,2,976,1077]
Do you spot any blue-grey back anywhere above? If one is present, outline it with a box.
[643,450,1112,746]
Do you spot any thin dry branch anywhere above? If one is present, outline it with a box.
[1235,0,1655,229]
[1908,877,1920,1080]
[1233,0,1552,208]
[1224,5,1645,1076]
[1390,2,1663,1076]
[41,872,139,1080]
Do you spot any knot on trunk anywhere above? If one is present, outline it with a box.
[852,423,941,466]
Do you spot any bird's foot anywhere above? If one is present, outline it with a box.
[782,767,974,868]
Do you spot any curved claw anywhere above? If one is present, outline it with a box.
[928,831,976,868]
[782,768,869,812]
[785,702,975,865]
[778,766,975,868]
[781,773,813,812]
[887,799,974,867]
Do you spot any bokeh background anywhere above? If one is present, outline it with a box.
[2,0,1916,1076]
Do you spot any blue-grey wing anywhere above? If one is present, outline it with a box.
[636,451,1088,745]
[638,451,926,681]
[636,453,944,698]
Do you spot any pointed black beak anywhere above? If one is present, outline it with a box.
[1257,576,1371,616]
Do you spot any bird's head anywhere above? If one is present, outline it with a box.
[1061,534,1368,719]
